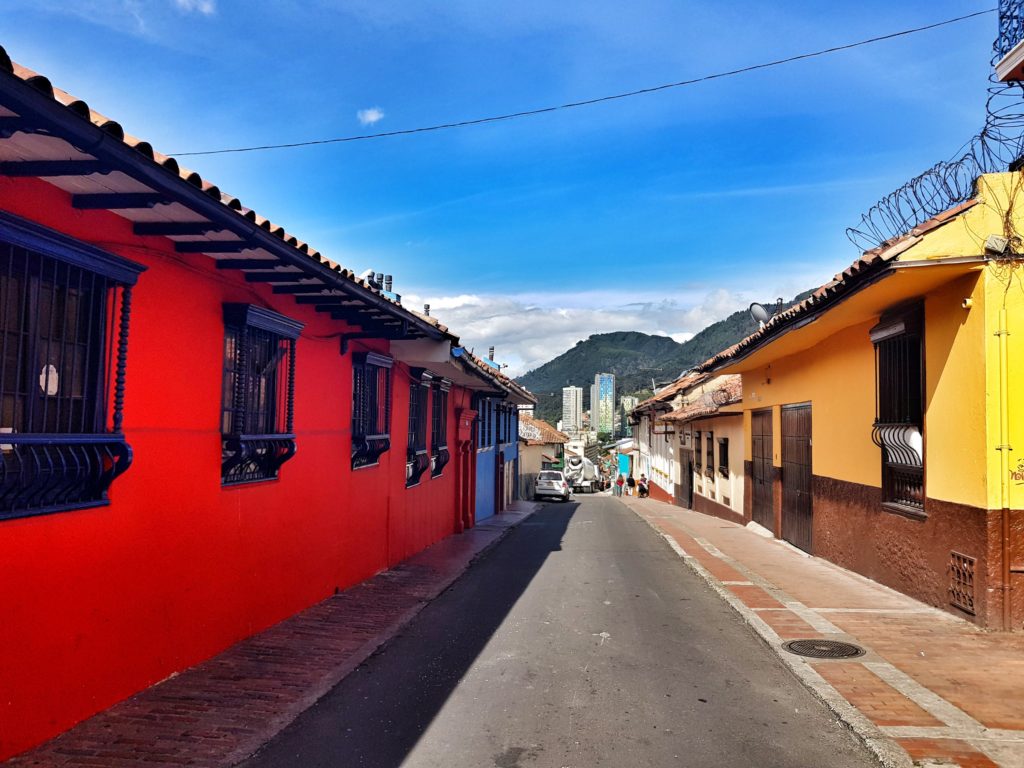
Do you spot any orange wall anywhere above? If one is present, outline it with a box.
[0,177,466,759]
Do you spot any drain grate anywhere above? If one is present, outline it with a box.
[782,639,866,659]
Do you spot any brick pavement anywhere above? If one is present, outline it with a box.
[4,504,538,768]
[622,494,1024,768]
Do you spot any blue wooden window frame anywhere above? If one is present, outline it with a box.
[220,304,303,486]
[0,211,144,521]
[352,351,392,469]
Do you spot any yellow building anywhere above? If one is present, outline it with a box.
[701,172,1024,629]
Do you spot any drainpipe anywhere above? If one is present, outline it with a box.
[997,305,1013,630]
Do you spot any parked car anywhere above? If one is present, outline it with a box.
[534,470,571,502]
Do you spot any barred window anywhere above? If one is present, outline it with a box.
[718,437,730,478]
[221,304,302,485]
[705,431,715,478]
[406,369,431,486]
[870,305,924,514]
[352,351,392,469]
[694,430,702,470]
[0,212,143,520]
[431,379,450,477]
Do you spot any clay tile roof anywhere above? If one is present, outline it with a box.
[459,350,537,404]
[518,414,569,445]
[634,372,706,412]
[696,198,979,373]
[659,375,742,423]
[0,45,453,336]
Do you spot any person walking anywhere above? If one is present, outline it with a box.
[638,474,649,498]
[626,474,636,496]
[615,474,624,497]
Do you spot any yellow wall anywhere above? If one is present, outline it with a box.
[736,273,991,507]
[740,321,879,486]
[924,273,988,509]
[983,262,1024,511]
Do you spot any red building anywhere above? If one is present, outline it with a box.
[0,47,532,759]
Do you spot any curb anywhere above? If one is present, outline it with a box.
[232,502,540,766]
[631,506,912,768]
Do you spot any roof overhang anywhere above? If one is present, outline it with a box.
[0,64,451,343]
[713,258,986,374]
[996,39,1024,82]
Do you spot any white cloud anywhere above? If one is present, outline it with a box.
[174,0,215,14]
[402,287,763,380]
[356,107,385,126]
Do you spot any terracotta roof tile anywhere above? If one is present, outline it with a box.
[518,414,569,445]
[659,375,741,423]
[697,199,978,373]
[0,46,452,334]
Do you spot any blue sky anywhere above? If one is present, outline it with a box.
[2,0,998,376]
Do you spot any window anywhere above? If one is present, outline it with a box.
[0,212,143,520]
[870,305,924,514]
[221,304,302,485]
[431,378,450,477]
[705,431,715,478]
[694,430,702,471]
[718,437,730,478]
[406,369,431,486]
[352,351,393,469]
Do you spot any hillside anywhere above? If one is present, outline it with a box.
[518,292,813,424]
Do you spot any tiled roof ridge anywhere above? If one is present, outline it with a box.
[694,197,981,373]
[519,413,569,444]
[0,46,430,308]
[460,350,537,403]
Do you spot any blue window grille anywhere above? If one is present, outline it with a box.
[406,368,431,487]
[221,304,303,485]
[431,379,450,477]
[352,351,392,469]
[0,211,144,520]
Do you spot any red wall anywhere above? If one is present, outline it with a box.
[0,177,467,759]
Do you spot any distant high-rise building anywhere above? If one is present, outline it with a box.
[591,373,616,435]
[561,386,583,435]
[619,395,639,437]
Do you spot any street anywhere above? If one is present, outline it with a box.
[242,495,879,768]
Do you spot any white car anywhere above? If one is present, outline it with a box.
[534,470,571,502]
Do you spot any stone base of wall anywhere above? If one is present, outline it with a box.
[694,492,746,524]
[648,479,674,504]
[811,475,1001,628]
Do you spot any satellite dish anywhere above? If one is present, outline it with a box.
[749,302,772,328]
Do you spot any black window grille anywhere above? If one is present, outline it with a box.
[221,304,302,485]
[694,430,702,470]
[431,379,450,477]
[705,431,715,478]
[870,306,925,514]
[352,351,392,469]
[406,369,431,486]
[718,436,730,478]
[0,213,144,520]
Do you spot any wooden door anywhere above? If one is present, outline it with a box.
[751,410,773,529]
[781,405,813,553]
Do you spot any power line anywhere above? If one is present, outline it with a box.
[174,9,996,157]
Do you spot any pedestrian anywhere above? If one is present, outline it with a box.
[615,474,624,497]
[638,474,649,498]
[626,474,636,496]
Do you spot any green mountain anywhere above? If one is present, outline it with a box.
[517,292,813,425]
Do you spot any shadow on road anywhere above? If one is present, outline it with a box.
[243,501,578,768]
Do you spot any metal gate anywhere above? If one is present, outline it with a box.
[781,404,813,553]
[751,409,773,530]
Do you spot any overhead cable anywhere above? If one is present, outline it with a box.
[174,8,995,156]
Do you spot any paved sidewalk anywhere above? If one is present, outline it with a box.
[620,494,1024,768]
[6,503,539,768]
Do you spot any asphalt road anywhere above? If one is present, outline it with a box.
[242,495,880,768]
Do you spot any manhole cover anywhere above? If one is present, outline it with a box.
[782,639,866,659]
